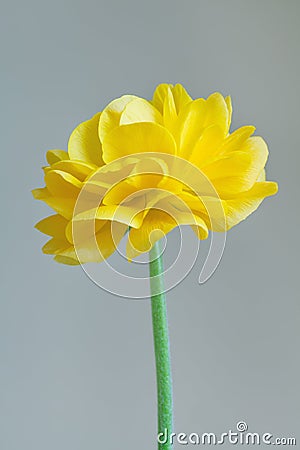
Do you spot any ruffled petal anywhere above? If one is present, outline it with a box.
[32,187,75,219]
[201,136,269,197]
[189,125,225,167]
[99,95,138,143]
[120,98,162,125]
[163,87,178,135]
[102,122,176,164]
[126,206,208,260]
[45,170,82,198]
[68,112,103,166]
[225,181,278,228]
[42,237,70,255]
[35,214,68,238]
[44,160,96,181]
[46,150,69,165]
[152,83,192,115]
[175,99,207,159]
[152,83,173,113]
[71,221,127,263]
[54,253,80,265]
[205,93,230,134]
[172,83,192,113]
[220,125,256,154]
[225,96,232,131]
[178,191,228,231]
[176,93,230,159]
[73,202,145,229]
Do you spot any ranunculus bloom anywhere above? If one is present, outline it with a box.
[33,83,278,265]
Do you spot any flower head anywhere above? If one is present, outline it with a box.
[33,83,278,265]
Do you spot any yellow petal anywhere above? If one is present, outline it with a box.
[46,150,69,165]
[257,169,266,181]
[102,122,176,164]
[126,209,174,260]
[126,206,208,260]
[32,187,48,200]
[102,179,140,205]
[157,196,210,237]
[120,98,162,125]
[163,87,178,135]
[172,84,192,113]
[73,202,145,229]
[220,125,256,154]
[189,125,225,167]
[35,214,68,238]
[71,221,127,263]
[152,83,192,115]
[54,253,80,265]
[176,93,230,159]
[54,246,79,261]
[45,170,82,198]
[99,95,138,143]
[152,83,173,113]
[65,215,107,245]
[175,98,207,158]
[225,181,278,228]
[32,187,75,219]
[205,92,230,134]
[46,160,96,181]
[125,155,171,191]
[85,157,138,197]
[225,95,232,131]
[68,112,103,166]
[178,190,228,232]
[201,137,268,197]
[42,237,70,255]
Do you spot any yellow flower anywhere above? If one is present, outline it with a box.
[33,83,278,265]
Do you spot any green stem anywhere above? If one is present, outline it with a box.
[149,240,173,450]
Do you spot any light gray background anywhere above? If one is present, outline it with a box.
[1,1,299,449]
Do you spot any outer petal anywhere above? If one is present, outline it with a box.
[175,98,207,158]
[163,87,178,135]
[152,83,173,113]
[152,83,192,114]
[73,202,145,229]
[201,137,269,197]
[205,93,230,134]
[176,93,230,159]
[172,84,192,113]
[68,112,103,166]
[32,187,75,219]
[71,221,127,263]
[102,122,177,164]
[46,150,69,165]
[220,126,256,154]
[44,160,96,181]
[178,191,228,232]
[42,237,71,255]
[99,95,138,143]
[65,216,107,245]
[120,98,162,125]
[35,214,68,238]
[54,253,80,265]
[45,170,82,198]
[225,96,232,131]
[124,155,171,191]
[189,125,225,167]
[225,181,278,228]
[126,207,208,260]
